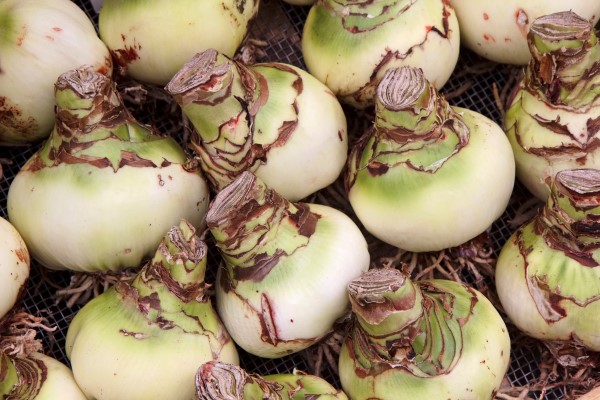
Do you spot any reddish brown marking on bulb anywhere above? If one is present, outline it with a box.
[588,116,600,136]
[16,25,27,46]
[111,45,140,66]
[111,36,141,67]
[483,33,496,43]
[260,294,279,345]
[14,248,28,263]
[52,27,62,32]
[45,35,55,41]
[0,96,38,136]
[118,151,156,168]
[96,61,110,76]
[505,37,512,42]
[367,161,389,176]
[199,74,224,91]
[234,251,284,282]
[425,25,433,32]
[483,12,489,20]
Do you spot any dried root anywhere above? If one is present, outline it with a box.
[301,317,350,378]
[234,38,269,65]
[0,157,13,180]
[0,310,55,357]
[53,269,138,308]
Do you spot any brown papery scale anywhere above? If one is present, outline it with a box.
[535,169,600,265]
[207,171,318,282]
[527,12,596,103]
[195,362,279,400]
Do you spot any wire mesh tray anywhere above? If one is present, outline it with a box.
[1,0,598,398]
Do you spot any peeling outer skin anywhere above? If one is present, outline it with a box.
[504,84,600,201]
[535,169,600,264]
[346,67,470,191]
[207,172,318,283]
[98,0,259,85]
[450,0,600,65]
[187,60,302,193]
[263,372,350,400]
[64,220,239,400]
[301,0,460,109]
[136,228,210,303]
[216,281,318,358]
[226,62,348,202]
[339,279,510,400]
[523,13,600,110]
[23,68,187,174]
[495,211,600,350]
[0,0,113,145]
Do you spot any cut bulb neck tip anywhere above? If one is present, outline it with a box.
[377,67,429,111]
[206,172,260,227]
[196,361,246,400]
[166,49,231,95]
[348,268,407,302]
[555,169,600,196]
[55,67,111,98]
[530,12,591,43]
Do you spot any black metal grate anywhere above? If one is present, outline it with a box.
[0,0,578,398]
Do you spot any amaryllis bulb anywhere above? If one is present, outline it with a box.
[7,67,210,272]
[346,66,515,252]
[0,0,112,145]
[207,172,370,358]
[496,168,600,351]
[166,49,348,202]
[301,0,460,108]
[66,220,239,400]
[339,267,511,400]
[504,11,600,200]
